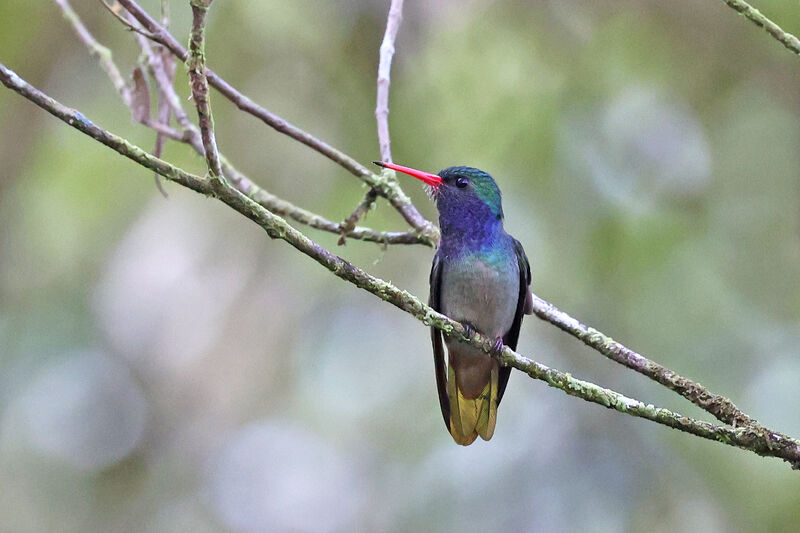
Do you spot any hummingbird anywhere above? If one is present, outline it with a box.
[374,161,533,445]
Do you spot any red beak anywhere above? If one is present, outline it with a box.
[373,161,443,186]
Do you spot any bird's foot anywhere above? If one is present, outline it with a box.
[491,337,505,356]
[462,323,476,339]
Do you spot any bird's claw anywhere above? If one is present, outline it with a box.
[491,337,505,356]
[462,323,476,339]
[461,324,504,356]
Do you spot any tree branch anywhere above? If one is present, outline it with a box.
[3,62,799,469]
[114,0,439,244]
[721,0,800,56]
[375,0,403,164]
[54,0,130,104]
[527,296,797,442]
[336,0,405,243]
[150,0,174,196]
[98,0,159,41]
[338,188,379,245]
[52,2,427,246]
[0,64,205,194]
[187,0,224,185]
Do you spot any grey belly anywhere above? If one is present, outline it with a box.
[440,259,519,339]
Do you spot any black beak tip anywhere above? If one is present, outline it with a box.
[372,161,386,168]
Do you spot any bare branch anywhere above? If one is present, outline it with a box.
[376,0,403,163]
[151,0,173,197]
[131,21,425,245]
[98,0,159,40]
[151,70,172,197]
[113,0,439,244]
[4,62,800,469]
[342,0,405,241]
[54,0,130,104]
[338,188,379,245]
[187,0,224,185]
[721,0,800,56]
[134,33,193,132]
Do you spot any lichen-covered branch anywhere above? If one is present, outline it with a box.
[114,0,439,244]
[187,0,224,184]
[0,64,205,194]
[3,62,799,469]
[526,295,800,460]
[375,0,403,164]
[529,296,758,427]
[721,0,800,56]
[69,0,792,446]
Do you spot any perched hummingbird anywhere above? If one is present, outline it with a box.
[374,162,533,445]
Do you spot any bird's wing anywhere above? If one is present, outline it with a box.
[498,238,533,404]
[429,254,451,429]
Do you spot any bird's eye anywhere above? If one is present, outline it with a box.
[455,177,469,188]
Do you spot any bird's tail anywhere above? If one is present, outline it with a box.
[446,361,498,446]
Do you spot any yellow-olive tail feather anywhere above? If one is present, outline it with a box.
[446,362,499,446]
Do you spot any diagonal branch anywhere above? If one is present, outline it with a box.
[375,0,403,164]
[133,26,422,244]
[0,65,205,194]
[99,0,159,40]
[530,297,760,428]
[4,62,800,469]
[338,188,379,245]
[57,0,800,454]
[54,0,130,104]
[54,1,425,246]
[720,0,800,56]
[114,0,439,244]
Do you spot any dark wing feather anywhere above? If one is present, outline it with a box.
[498,238,533,404]
[429,254,450,429]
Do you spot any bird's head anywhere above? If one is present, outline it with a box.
[373,162,504,223]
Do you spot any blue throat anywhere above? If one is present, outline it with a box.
[437,199,506,258]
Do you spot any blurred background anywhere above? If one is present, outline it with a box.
[1,1,800,531]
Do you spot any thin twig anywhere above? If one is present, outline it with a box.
[376,0,403,164]
[113,0,439,244]
[98,0,159,40]
[721,0,800,56]
[338,188,379,245]
[151,78,172,197]
[134,32,194,132]
[187,0,224,184]
[160,0,169,26]
[131,20,423,245]
[140,118,183,139]
[54,0,130,104]
[124,1,414,243]
[151,0,173,197]
[4,63,800,469]
[341,0,405,241]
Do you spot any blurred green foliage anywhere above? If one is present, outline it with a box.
[1,1,799,532]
